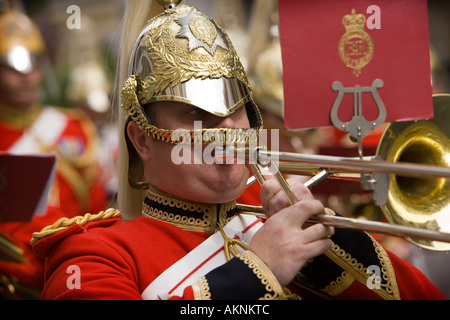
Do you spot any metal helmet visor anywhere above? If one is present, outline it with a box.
[151,76,251,118]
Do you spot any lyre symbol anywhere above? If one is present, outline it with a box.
[330,79,389,206]
[330,79,386,156]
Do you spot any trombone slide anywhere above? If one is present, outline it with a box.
[245,160,450,249]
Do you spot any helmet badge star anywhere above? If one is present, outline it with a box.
[175,12,228,56]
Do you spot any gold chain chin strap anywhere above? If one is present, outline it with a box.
[31,209,121,245]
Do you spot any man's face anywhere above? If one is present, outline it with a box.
[0,64,42,112]
[143,101,251,203]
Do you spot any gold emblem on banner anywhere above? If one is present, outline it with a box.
[338,9,374,76]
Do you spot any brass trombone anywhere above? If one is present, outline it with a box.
[241,94,450,251]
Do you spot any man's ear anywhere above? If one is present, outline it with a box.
[127,121,152,161]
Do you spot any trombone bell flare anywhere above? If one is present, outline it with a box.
[377,94,450,251]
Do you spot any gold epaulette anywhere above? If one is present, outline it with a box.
[30,208,121,245]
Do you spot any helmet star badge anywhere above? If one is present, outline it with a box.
[175,12,228,56]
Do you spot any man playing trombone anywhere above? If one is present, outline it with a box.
[31,0,445,300]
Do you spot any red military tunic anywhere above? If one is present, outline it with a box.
[0,104,108,298]
[32,186,445,300]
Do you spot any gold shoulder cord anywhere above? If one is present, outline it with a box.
[31,209,121,245]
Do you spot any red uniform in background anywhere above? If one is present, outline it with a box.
[0,105,108,298]
[0,6,109,298]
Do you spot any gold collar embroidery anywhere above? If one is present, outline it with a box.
[141,186,236,233]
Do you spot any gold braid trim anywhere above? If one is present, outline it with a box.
[192,276,212,300]
[142,195,213,232]
[237,250,300,300]
[192,251,299,300]
[324,234,400,300]
[218,201,236,229]
[30,209,121,245]
[142,187,236,233]
[323,270,355,296]
[369,233,400,299]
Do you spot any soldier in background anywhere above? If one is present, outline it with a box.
[0,2,108,298]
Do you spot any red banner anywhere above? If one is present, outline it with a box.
[278,0,433,130]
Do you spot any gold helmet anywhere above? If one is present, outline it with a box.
[120,2,262,147]
[0,8,45,73]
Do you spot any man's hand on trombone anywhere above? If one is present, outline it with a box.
[249,177,334,287]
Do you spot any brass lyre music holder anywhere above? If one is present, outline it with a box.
[329,79,388,205]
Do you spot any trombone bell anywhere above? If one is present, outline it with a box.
[377,94,450,251]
